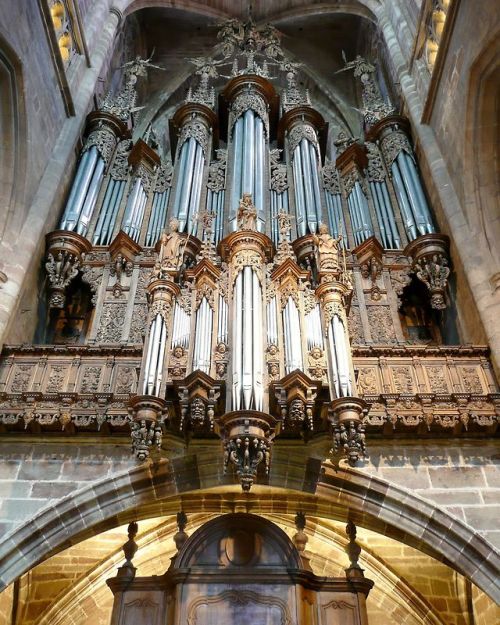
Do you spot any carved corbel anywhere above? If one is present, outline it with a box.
[176,370,222,434]
[328,397,368,467]
[271,370,319,435]
[353,236,384,301]
[45,231,92,308]
[128,395,167,461]
[405,234,450,309]
[216,410,278,492]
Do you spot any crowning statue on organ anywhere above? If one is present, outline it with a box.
[7,16,496,495]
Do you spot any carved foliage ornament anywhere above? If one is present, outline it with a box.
[154,162,173,193]
[45,251,80,309]
[224,435,270,492]
[230,91,269,138]
[288,124,319,157]
[333,420,367,467]
[270,150,289,193]
[380,130,413,167]
[84,126,117,165]
[322,161,341,195]
[110,140,132,181]
[206,149,227,192]
[365,142,386,182]
[81,264,104,306]
[131,419,162,461]
[178,118,209,155]
[413,253,450,310]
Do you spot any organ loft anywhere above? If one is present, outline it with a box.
[0,3,498,624]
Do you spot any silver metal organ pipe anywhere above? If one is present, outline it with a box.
[347,193,360,245]
[332,314,352,396]
[283,300,292,374]
[391,161,417,240]
[145,314,161,394]
[189,144,205,234]
[230,116,244,229]
[242,110,255,197]
[396,152,426,236]
[380,182,400,247]
[402,152,434,233]
[199,299,208,372]
[327,322,341,398]
[142,316,156,394]
[177,138,197,232]
[370,182,389,248]
[232,271,243,410]
[300,139,316,233]
[60,149,92,228]
[290,297,303,371]
[254,116,265,230]
[62,147,99,230]
[171,139,189,220]
[252,269,263,411]
[242,266,253,409]
[354,182,373,241]
[309,141,323,230]
[193,302,202,370]
[292,149,307,236]
[122,178,141,236]
[100,180,124,244]
[154,318,168,395]
[76,157,105,236]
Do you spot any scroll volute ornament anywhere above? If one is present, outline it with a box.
[405,233,450,309]
[45,230,92,308]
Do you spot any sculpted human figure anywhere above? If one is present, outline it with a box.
[312,223,342,272]
[157,218,184,272]
[237,193,258,230]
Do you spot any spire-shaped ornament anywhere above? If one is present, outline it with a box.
[281,62,311,112]
[338,54,394,128]
[117,522,139,580]
[345,520,365,579]
[101,54,165,123]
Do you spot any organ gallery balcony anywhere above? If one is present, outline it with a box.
[0,344,496,437]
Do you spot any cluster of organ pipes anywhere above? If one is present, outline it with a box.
[232,266,264,411]
[47,27,447,477]
[229,110,267,232]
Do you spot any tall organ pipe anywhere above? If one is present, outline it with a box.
[232,267,264,411]
[229,110,266,232]
[60,146,106,235]
[171,139,205,233]
[92,179,126,245]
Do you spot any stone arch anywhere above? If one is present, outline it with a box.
[0,455,498,601]
[464,30,500,274]
[0,35,26,242]
[35,512,448,625]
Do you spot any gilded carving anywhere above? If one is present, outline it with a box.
[460,366,483,394]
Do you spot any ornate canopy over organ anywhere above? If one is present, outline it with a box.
[0,18,498,494]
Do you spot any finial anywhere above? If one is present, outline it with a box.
[117,521,138,579]
[293,511,308,552]
[345,519,364,578]
[174,511,188,551]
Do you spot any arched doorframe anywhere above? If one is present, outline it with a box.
[0,456,498,601]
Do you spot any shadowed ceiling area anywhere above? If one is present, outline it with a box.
[109,6,394,158]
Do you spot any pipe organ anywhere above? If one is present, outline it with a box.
[43,19,455,489]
